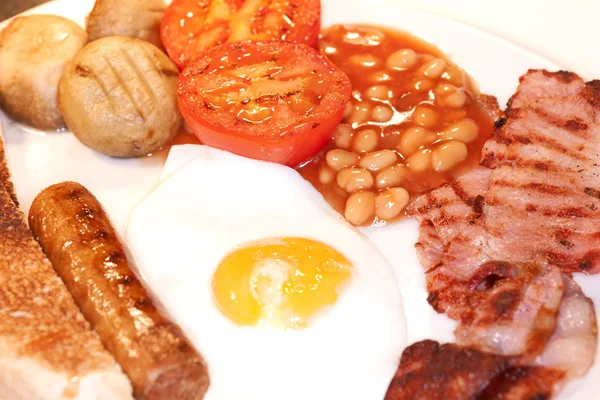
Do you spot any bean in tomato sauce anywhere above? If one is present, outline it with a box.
[298,24,497,226]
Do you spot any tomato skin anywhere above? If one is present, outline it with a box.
[161,0,322,70]
[177,41,351,167]
[180,98,345,166]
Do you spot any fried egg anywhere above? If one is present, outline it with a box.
[126,145,406,400]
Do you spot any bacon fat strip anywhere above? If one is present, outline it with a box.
[29,181,209,400]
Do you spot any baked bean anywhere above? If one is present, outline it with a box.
[444,90,467,108]
[298,25,495,226]
[336,167,374,192]
[349,53,380,68]
[349,101,372,126]
[410,78,435,92]
[375,187,410,220]
[431,140,468,172]
[434,83,456,97]
[440,119,479,143]
[370,71,391,82]
[344,192,376,225]
[406,149,432,172]
[343,27,386,46]
[318,166,335,184]
[420,58,447,79]
[326,149,359,171]
[397,126,436,156]
[412,105,438,128]
[386,48,417,70]
[443,65,465,86]
[365,85,391,100]
[442,109,468,122]
[334,124,353,149]
[375,164,409,189]
[359,149,397,172]
[371,105,393,122]
[343,102,353,119]
[353,128,378,153]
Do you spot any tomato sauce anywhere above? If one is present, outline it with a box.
[297,24,497,225]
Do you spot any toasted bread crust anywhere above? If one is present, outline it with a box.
[0,125,132,398]
[0,128,17,205]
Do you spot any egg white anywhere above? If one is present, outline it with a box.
[127,145,407,400]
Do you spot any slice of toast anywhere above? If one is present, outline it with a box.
[0,124,16,206]
[0,126,132,399]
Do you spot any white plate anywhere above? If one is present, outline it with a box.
[1,1,598,399]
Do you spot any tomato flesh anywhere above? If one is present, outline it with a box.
[178,41,351,166]
[161,0,321,69]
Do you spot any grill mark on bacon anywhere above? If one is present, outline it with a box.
[481,151,500,167]
[485,196,598,221]
[450,181,485,217]
[492,180,574,196]
[412,198,452,215]
[532,108,591,139]
[585,187,600,199]
[564,118,588,131]
[392,69,600,399]
[430,213,462,229]
[492,128,588,162]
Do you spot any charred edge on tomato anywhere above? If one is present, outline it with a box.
[77,207,95,219]
[117,274,136,285]
[106,251,123,264]
[68,187,87,199]
[134,297,153,310]
[93,229,109,240]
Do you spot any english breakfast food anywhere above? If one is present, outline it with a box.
[0,0,598,399]
[58,36,181,158]
[385,70,600,398]
[177,40,351,166]
[29,182,209,399]
[298,25,498,225]
[161,0,321,69]
[0,130,132,399]
[0,15,87,130]
[126,145,406,400]
[86,0,166,48]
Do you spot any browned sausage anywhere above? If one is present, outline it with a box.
[29,181,209,400]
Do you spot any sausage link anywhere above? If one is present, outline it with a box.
[29,182,209,400]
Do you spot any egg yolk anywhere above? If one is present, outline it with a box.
[212,237,352,329]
